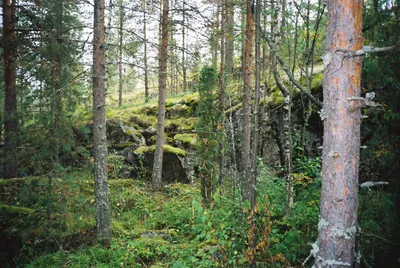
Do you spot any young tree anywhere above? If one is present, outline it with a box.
[182,0,187,93]
[242,0,254,202]
[251,0,261,207]
[219,0,225,186]
[224,0,234,81]
[270,0,294,212]
[143,0,150,102]
[93,0,112,244]
[2,0,18,179]
[117,0,125,107]
[152,0,169,189]
[314,0,363,266]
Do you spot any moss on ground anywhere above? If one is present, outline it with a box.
[0,204,34,216]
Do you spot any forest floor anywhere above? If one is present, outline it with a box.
[1,166,321,267]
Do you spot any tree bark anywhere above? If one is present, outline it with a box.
[271,0,294,212]
[242,0,254,202]
[314,0,363,266]
[219,0,225,187]
[2,0,18,179]
[143,0,149,102]
[50,0,64,165]
[93,0,112,244]
[251,0,261,209]
[182,0,187,93]
[225,0,234,81]
[152,0,169,190]
[118,0,124,107]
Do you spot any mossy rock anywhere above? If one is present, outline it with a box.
[166,103,193,118]
[134,145,189,183]
[165,117,197,133]
[107,119,146,150]
[148,134,174,146]
[139,104,158,116]
[135,145,187,157]
[130,114,157,128]
[180,93,199,105]
[174,134,197,147]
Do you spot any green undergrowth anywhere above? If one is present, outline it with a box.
[1,161,396,267]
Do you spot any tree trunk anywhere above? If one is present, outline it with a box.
[212,3,220,68]
[50,0,63,165]
[251,0,261,209]
[219,0,225,186]
[225,0,234,81]
[2,0,18,179]
[93,0,112,244]
[182,0,187,93]
[118,0,124,107]
[152,0,169,190]
[271,0,293,212]
[242,0,254,202]
[314,0,363,266]
[143,0,149,102]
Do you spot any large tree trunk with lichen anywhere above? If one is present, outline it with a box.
[93,0,112,244]
[152,0,169,190]
[3,0,18,179]
[314,0,363,266]
[242,0,254,202]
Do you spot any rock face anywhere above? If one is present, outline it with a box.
[81,86,324,184]
[106,119,146,151]
[138,151,189,184]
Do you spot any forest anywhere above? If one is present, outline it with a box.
[0,0,399,267]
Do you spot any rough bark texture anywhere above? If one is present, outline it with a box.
[93,0,112,244]
[242,0,254,201]
[251,0,261,209]
[219,0,225,186]
[152,0,169,190]
[182,0,187,93]
[225,0,234,80]
[143,0,149,102]
[118,0,124,107]
[271,0,293,211]
[50,0,63,163]
[3,0,18,179]
[314,0,363,266]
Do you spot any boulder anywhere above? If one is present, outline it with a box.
[133,145,189,184]
[106,119,146,151]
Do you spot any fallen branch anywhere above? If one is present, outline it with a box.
[259,29,323,108]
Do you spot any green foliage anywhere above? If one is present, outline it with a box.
[196,66,222,205]
[108,155,133,179]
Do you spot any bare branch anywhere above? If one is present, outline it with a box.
[260,30,323,108]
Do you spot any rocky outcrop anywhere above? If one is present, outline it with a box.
[106,119,146,151]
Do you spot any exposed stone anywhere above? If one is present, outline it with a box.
[106,119,146,151]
